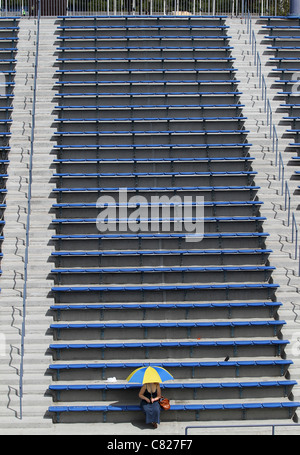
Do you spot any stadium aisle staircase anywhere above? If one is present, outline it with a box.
[262,16,300,202]
[47,15,300,425]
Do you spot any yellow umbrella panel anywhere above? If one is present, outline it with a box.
[126,366,174,384]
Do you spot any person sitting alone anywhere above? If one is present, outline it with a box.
[139,382,161,429]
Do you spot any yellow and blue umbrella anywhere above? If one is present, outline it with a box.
[126,366,174,384]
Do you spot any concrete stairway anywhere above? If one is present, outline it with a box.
[0,16,36,424]
[0,17,56,432]
[0,15,300,436]
[227,16,300,408]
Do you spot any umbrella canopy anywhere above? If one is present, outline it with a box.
[126,366,174,384]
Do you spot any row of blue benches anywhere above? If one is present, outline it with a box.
[58,24,230,31]
[58,57,236,63]
[50,338,287,351]
[56,79,240,86]
[51,283,279,293]
[58,34,232,42]
[53,181,258,188]
[51,248,271,257]
[56,68,238,74]
[48,401,300,418]
[51,217,266,227]
[53,200,261,207]
[49,301,281,324]
[56,91,242,97]
[53,145,251,152]
[54,129,249,136]
[48,358,292,377]
[49,380,296,392]
[48,380,297,402]
[53,157,254,164]
[53,170,256,177]
[0,36,18,42]
[52,231,269,239]
[55,102,244,109]
[51,265,274,274]
[59,45,234,51]
[50,319,283,330]
[54,116,247,124]
[49,301,281,310]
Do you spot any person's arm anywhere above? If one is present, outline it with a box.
[152,384,162,402]
[139,385,150,403]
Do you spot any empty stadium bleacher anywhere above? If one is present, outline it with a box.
[45,14,300,427]
[0,16,18,294]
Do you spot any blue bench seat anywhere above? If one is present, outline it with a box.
[45,400,300,422]
[55,102,244,110]
[54,115,247,124]
[283,115,300,121]
[0,91,14,98]
[50,339,287,351]
[268,45,300,50]
[277,93,300,97]
[265,35,300,42]
[53,170,256,178]
[54,129,249,137]
[51,283,279,293]
[58,24,229,31]
[56,67,237,74]
[0,36,18,42]
[50,319,284,331]
[49,358,292,381]
[280,103,300,108]
[276,79,300,84]
[50,265,275,274]
[49,301,281,323]
[272,68,300,73]
[263,25,300,29]
[0,46,18,51]
[52,216,266,226]
[57,36,233,47]
[52,232,270,240]
[49,380,296,392]
[58,14,226,18]
[56,91,242,98]
[0,28,19,34]
[47,358,292,372]
[57,57,235,64]
[51,248,272,257]
[52,200,262,209]
[48,380,296,402]
[55,79,240,87]
[0,58,16,62]
[53,157,254,164]
[59,45,233,51]
[270,57,300,63]
[53,143,251,151]
[52,185,260,194]
[49,301,281,311]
